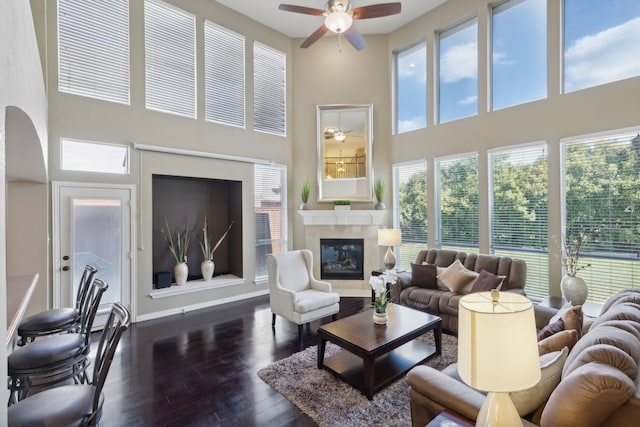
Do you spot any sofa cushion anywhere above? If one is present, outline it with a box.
[410,263,437,289]
[537,318,564,341]
[437,260,479,293]
[563,343,638,380]
[538,329,578,355]
[590,302,640,330]
[600,289,640,315]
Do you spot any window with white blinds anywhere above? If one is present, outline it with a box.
[489,144,548,298]
[58,0,130,104]
[144,0,196,118]
[393,161,428,270]
[253,42,286,136]
[61,138,129,175]
[204,21,245,128]
[561,131,640,303]
[435,154,479,252]
[255,164,287,282]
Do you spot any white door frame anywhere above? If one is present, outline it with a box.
[52,181,137,321]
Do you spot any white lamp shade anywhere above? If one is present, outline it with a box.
[458,291,540,393]
[378,228,401,247]
[325,11,353,33]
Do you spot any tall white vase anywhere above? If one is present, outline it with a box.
[561,274,588,305]
[174,262,189,286]
[201,260,215,281]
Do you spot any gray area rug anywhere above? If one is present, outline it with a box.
[257,332,457,427]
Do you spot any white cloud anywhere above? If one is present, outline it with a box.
[565,17,640,92]
[493,50,515,67]
[398,117,427,134]
[440,41,478,83]
[458,95,477,106]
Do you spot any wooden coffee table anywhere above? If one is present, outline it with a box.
[317,303,442,399]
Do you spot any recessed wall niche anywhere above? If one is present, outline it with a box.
[152,174,242,285]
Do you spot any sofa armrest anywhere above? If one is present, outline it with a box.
[391,271,412,302]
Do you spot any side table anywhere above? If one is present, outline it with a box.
[537,296,602,318]
[426,411,474,427]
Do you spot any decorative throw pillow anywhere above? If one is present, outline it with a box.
[538,329,578,355]
[537,318,565,341]
[434,266,448,290]
[510,347,569,417]
[410,263,437,289]
[562,305,584,339]
[437,259,479,293]
[470,269,506,293]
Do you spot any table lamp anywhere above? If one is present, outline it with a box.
[378,228,401,270]
[458,290,540,427]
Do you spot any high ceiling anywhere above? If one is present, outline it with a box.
[214,0,447,38]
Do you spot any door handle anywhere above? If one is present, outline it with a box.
[62,266,70,271]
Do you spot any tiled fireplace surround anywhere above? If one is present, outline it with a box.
[299,210,385,296]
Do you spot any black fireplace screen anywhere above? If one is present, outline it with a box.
[320,238,364,280]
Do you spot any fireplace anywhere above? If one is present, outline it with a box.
[320,238,364,280]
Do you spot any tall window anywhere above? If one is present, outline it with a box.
[144,0,196,118]
[435,154,479,252]
[254,164,287,282]
[393,161,428,270]
[438,18,478,123]
[58,0,130,104]
[253,42,286,136]
[395,42,427,133]
[489,144,548,298]
[204,21,245,128]
[561,131,640,302]
[492,0,546,110]
[564,0,640,93]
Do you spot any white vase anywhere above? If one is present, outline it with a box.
[299,202,310,210]
[373,310,387,325]
[174,262,189,286]
[375,201,385,210]
[561,274,588,305]
[201,260,215,281]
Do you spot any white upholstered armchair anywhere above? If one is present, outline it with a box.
[267,249,340,338]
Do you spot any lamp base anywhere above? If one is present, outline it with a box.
[477,392,522,427]
[383,246,396,270]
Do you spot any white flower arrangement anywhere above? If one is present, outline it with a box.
[369,270,398,313]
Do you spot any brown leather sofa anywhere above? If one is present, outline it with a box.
[390,248,527,334]
[406,289,640,427]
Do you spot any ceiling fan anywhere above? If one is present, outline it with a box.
[278,1,401,51]
[324,128,352,141]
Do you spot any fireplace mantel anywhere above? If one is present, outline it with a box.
[298,210,385,226]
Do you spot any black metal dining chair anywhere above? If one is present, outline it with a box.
[17,264,98,346]
[8,302,131,427]
[8,278,108,404]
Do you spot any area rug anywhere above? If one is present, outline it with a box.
[257,332,457,427]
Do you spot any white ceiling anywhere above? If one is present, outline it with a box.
[214,0,447,39]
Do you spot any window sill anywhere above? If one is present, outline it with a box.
[149,274,244,299]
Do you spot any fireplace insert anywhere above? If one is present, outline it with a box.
[320,238,364,280]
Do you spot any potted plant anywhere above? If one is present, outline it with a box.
[299,177,311,210]
[560,231,591,305]
[200,218,235,281]
[374,178,386,210]
[160,217,190,285]
[333,200,351,210]
[368,270,397,325]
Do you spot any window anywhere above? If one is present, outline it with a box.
[253,42,286,136]
[255,164,287,282]
[564,0,640,93]
[492,0,546,110]
[489,144,548,298]
[204,21,245,128]
[58,0,130,104]
[144,0,196,118]
[395,42,427,133]
[438,18,478,123]
[435,154,479,251]
[61,138,129,175]
[561,130,640,302]
[393,161,428,270]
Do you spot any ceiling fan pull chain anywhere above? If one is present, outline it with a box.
[338,32,343,53]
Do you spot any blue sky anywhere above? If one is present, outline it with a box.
[396,0,640,133]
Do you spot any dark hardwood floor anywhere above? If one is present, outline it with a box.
[100,295,370,426]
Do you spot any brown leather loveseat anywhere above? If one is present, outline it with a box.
[390,248,527,334]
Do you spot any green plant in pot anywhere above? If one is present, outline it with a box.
[200,217,235,281]
[374,178,386,210]
[160,217,191,285]
[299,177,311,210]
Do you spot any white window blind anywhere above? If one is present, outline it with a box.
[204,21,245,128]
[393,161,428,270]
[144,0,196,118]
[253,42,286,136]
[58,0,130,104]
[435,154,479,252]
[489,144,548,298]
[562,131,640,302]
[255,164,287,282]
[61,138,129,175]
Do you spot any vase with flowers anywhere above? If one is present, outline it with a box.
[200,217,235,281]
[160,217,191,285]
[560,231,591,305]
[369,270,398,325]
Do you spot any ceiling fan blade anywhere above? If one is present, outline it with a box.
[278,4,325,16]
[344,25,366,51]
[352,3,401,20]
[300,25,329,48]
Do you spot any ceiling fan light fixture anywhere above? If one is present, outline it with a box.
[325,11,353,33]
[334,131,346,142]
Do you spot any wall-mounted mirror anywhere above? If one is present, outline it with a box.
[317,104,373,202]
